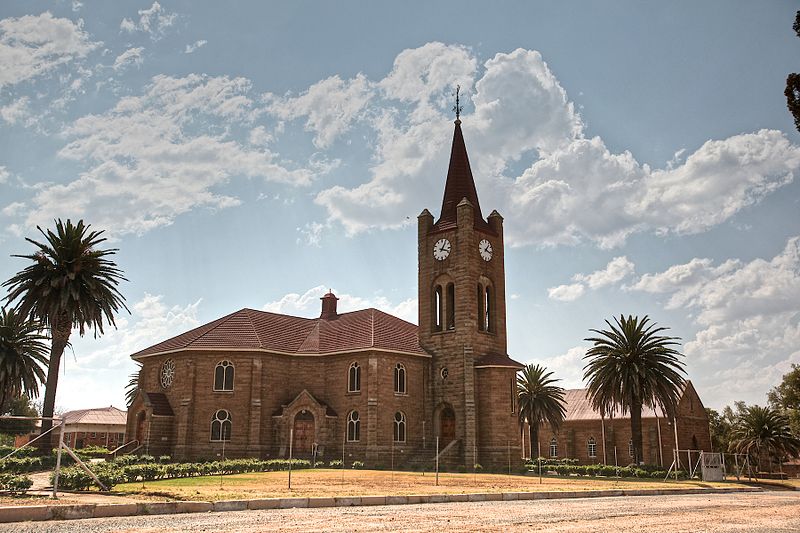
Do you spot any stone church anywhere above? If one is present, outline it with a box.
[126,116,524,469]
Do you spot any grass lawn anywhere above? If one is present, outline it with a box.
[114,469,751,502]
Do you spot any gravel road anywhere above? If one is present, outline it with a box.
[3,492,799,532]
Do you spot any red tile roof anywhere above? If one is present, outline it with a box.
[561,388,684,421]
[62,406,127,426]
[131,307,428,359]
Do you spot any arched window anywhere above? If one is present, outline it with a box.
[210,409,232,441]
[629,439,634,458]
[348,362,361,393]
[433,285,443,331]
[214,360,234,391]
[549,436,558,458]
[394,363,406,394]
[394,412,406,443]
[588,436,597,458]
[477,283,485,331]
[446,283,455,330]
[347,410,360,442]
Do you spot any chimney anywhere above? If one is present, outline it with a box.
[320,290,339,320]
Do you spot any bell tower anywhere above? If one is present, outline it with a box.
[418,98,523,469]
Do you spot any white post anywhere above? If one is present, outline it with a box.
[341,427,346,484]
[656,416,663,467]
[391,438,395,482]
[538,441,542,485]
[601,417,607,465]
[52,420,65,499]
[288,428,293,491]
[435,436,439,486]
[507,440,511,475]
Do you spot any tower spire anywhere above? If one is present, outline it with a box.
[453,85,462,122]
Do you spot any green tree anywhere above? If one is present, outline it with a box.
[706,408,731,454]
[768,363,800,437]
[125,363,142,406]
[729,404,800,472]
[583,314,686,464]
[0,307,48,414]
[3,220,128,450]
[0,394,39,437]
[786,11,800,132]
[517,364,566,459]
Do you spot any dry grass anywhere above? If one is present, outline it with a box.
[114,469,750,502]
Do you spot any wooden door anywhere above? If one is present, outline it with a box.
[440,407,455,445]
[293,412,315,455]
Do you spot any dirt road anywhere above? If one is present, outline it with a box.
[3,491,799,532]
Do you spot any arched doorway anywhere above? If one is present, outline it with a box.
[292,411,315,456]
[440,407,455,445]
[135,411,146,443]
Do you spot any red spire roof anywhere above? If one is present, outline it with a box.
[434,120,493,234]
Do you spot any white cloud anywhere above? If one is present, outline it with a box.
[528,346,587,389]
[24,74,314,236]
[184,39,207,54]
[0,166,9,183]
[72,1,83,12]
[0,12,99,88]
[263,285,417,323]
[0,96,32,125]
[112,47,144,71]
[276,44,800,248]
[267,74,374,149]
[547,283,585,302]
[547,256,634,301]
[2,201,25,216]
[297,221,326,247]
[631,237,800,406]
[120,2,176,40]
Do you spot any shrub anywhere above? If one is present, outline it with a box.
[351,461,364,469]
[0,473,33,494]
[77,446,110,459]
[158,455,172,464]
[474,463,483,472]
[599,465,617,477]
[328,460,343,468]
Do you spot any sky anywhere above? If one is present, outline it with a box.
[1,1,799,413]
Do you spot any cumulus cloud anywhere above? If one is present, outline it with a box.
[184,39,207,54]
[0,96,32,125]
[0,166,9,183]
[112,47,144,71]
[24,74,314,236]
[120,1,176,40]
[548,256,635,301]
[631,237,800,406]
[263,285,417,323]
[528,346,587,389]
[0,12,99,88]
[268,44,800,248]
[2,201,26,216]
[266,74,374,149]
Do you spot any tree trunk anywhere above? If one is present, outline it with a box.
[38,314,71,454]
[529,421,539,460]
[630,403,643,465]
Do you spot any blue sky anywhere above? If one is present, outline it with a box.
[1,1,799,413]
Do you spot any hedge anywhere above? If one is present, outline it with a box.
[527,462,687,479]
[0,473,33,494]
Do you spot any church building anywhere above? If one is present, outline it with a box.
[126,114,524,469]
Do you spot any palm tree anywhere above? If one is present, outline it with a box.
[729,405,800,473]
[517,364,567,459]
[3,219,128,449]
[125,363,142,406]
[583,315,686,465]
[0,307,49,414]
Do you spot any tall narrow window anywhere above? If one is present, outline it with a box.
[347,411,360,442]
[588,437,597,458]
[210,409,232,441]
[433,285,443,332]
[348,362,361,392]
[394,363,406,394]
[628,439,634,458]
[550,436,558,458]
[214,360,235,391]
[446,283,455,330]
[394,412,406,443]
[511,378,516,414]
[477,283,485,331]
[484,286,494,333]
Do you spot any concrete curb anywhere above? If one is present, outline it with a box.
[0,486,762,524]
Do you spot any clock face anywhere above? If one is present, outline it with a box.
[478,239,493,261]
[433,238,451,261]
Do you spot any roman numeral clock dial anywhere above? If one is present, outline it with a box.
[433,238,451,260]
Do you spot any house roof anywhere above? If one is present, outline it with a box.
[433,120,494,234]
[131,307,428,359]
[62,406,127,426]
[561,388,673,421]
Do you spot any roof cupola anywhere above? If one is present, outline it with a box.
[320,290,339,320]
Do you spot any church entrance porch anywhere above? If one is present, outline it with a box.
[292,411,315,457]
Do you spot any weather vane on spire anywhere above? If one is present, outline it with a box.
[452,84,462,121]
